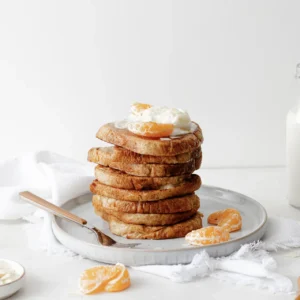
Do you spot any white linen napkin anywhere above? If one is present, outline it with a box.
[0,151,94,220]
[0,151,94,256]
[1,151,299,293]
[133,217,300,294]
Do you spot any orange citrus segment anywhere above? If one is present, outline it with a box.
[207,208,242,232]
[104,263,131,292]
[79,265,120,294]
[185,226,230,246]
[131,103,152,115]
[128,122,174,138]
[207,210,224,225]
[79,264,130,295]
[218,209,242,232]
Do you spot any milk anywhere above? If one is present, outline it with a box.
[287,107,300,207]
[287,64,300,207]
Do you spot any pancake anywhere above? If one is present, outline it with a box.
[98,210,203,239]
[103,157,201,177]
[92,194,200,214]
[88,146,202,165]
[94,165,192,190]
[90,174,201,202]
[94,195,199,226]
[96,122,203,156]
[95,206,198,226]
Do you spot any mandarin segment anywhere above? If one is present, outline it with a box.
[104,264,131,292]
[128,121,174,138]
[185,226,230,246]
[79,265,120,294]
[218,210,242,232]
[207,208,242,232]
[207,210,224,225]
[79,264,130,295]
[131,102,152,115]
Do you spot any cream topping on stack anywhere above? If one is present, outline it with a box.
[115,104,196,136]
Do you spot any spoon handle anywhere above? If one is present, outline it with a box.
[19,191,87,226]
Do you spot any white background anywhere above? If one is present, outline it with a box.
[0,0,300,168]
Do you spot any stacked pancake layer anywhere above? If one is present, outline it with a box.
[88,122,204,239]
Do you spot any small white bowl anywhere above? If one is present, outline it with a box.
[0,259,25,300]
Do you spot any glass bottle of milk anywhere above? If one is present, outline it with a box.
[287,63,300,207]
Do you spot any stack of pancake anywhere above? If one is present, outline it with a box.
[88,122,204,239]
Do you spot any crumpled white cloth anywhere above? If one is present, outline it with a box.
[133,217,300,294]
[0,151,94,256]
[0,151,93,220]
[1,151,300,294]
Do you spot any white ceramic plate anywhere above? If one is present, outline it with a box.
[52,185,268,266]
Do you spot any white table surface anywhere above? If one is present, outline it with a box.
[1,167,300,300]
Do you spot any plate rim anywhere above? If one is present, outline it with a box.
[52,184,268,253]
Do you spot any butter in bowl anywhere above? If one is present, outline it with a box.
[0,259,25,299]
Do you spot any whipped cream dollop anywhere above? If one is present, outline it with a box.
[116,104,196,136]
[0,268,19,285]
